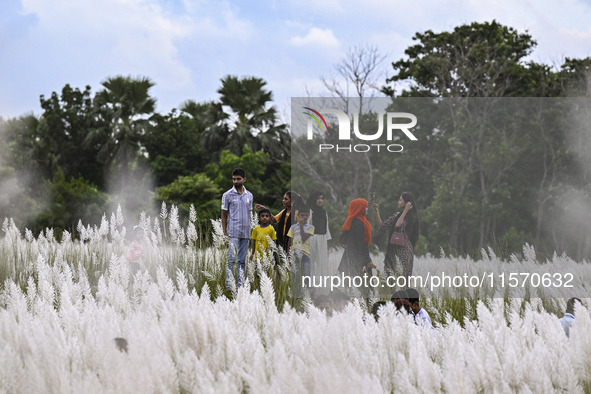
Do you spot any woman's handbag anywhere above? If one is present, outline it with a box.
[389,218,406,246]
[389,231,406,246]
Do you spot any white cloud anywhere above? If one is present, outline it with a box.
[290,27,340,48]
[35,1,187,60]
[6,0,194,114]
[3,0,591,119]
[3,0,262,115]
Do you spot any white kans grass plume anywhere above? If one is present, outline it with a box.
[0,206,591,392]
[210,218,226,249]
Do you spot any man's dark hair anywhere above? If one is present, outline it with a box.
[391,289,409,302]
[258,208,272,217]
[232,168,246,178]
[406,288,420,304]
[566,297,582,314]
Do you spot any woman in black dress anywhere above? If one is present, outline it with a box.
[338,198,373,276]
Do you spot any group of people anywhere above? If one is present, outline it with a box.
[338,193,420,281]
[221,168,331,289]
[221,167,422,289]
[371,288,435,329]
[124,168,581,337]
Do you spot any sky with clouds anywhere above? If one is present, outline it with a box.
[2,0,591,121]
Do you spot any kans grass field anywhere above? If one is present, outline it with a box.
[0,204,590,393]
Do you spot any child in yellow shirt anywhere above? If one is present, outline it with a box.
[250,208,277,261]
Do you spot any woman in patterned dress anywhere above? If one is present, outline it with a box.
[372,192,419,280]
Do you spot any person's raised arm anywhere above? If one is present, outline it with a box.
[299,222,313,243]
[396,202,412,228]
[372,202,383,228]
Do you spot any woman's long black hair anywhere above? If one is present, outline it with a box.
[307,190,327,235]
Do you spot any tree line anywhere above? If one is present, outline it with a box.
[0,75,290,236]
[294,21,591,261]
[1,20,590,260]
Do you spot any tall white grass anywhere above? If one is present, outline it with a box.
[0,206,590,392]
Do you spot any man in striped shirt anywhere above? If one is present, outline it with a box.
[222,168,253,289]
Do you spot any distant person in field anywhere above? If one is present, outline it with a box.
[221,168,253,289]
[250,208,277,262]
[407,288,435,330]
[392,289,412,316]
[126,225,144,277]
[373,191,419,280]
[559,297,582,337]
[371,301,388,322]
[287,207,314,285]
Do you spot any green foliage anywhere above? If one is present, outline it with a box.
[150,75,290,214]
[559,57,591,96]
[179,100,229,160]
[37,84,104,186]
[154,143,289,228]
[36,169,108,234]
[217,75,290,159]
[157,173,221,217]
[144,111,208,186]
[500,227,529,256]
[205,146,272,206]
[87,75,156,192]
[0,115,47,228]
[375,21,591,259]
[384,20,538,97]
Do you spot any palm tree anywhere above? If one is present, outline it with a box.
[180,100,229,156]
[87,75,156,189]
[217,76,288,157]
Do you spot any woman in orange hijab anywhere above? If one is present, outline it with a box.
[338,198,373,276]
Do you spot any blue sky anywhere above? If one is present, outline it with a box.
[2,0,591,121]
